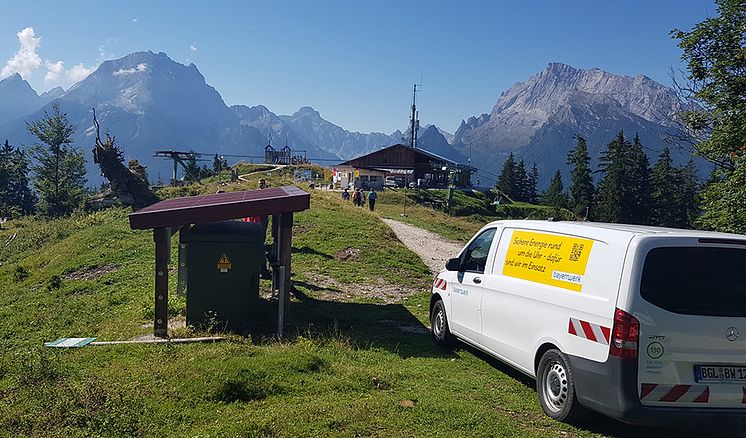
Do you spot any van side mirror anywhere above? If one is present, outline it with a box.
[445,257,461,271]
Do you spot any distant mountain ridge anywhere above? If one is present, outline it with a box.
[0,52,338,182]
[0,73,62,124]
[0,55,695,188]
[451,62,695,186]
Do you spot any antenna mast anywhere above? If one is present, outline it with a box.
[409,83,421,149]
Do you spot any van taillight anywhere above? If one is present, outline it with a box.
[609,308,639,360]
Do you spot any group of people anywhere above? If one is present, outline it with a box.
[342,187,377,211]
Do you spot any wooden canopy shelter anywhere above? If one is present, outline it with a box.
[129,186,310,337]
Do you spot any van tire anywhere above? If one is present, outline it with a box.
[536,349,587,423]
[430,300,454,346]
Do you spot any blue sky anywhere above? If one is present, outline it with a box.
[2,0,712,134]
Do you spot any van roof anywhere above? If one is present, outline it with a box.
[485,220,746,241]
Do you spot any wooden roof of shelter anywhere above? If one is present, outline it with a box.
[337,144,476,171]
[129,186,310,230]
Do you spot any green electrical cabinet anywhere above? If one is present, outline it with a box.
[179,220,264,331]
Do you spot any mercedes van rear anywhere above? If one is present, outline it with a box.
[572,233,746,426]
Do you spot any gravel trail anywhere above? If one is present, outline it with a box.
[382,218,463,274]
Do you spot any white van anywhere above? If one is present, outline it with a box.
[430,220,746,427]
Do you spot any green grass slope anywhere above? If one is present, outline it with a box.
[0,168,702,437]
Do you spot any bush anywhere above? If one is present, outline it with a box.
[47,275,62,291]
[13,266,30,282]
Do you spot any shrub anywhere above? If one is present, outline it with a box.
[13,266,30,282]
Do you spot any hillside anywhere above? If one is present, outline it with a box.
[0,170,702,436]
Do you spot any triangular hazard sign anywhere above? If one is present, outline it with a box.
[217,254,232,271]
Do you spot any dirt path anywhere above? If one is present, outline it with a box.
[382,219,463,274]
[238,164,286,182]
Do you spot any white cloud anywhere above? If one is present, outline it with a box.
[44,60,94,83]
[0,27,42,79]
[3,27,105,86]
[68,63,93,81]
[112,63,148,77]
[44,60,64,82]
[190,43,198,52]
[132,18,138,23]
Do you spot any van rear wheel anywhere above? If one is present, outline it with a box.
[430,300,454,346]
[536,349,587,423]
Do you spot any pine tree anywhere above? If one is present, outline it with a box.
[679,160,700,227]
[496,153,518,200]
[514,160,528,201]
[650,148,678,226]
[541,170,568,209]
[595,131,652,224]
[212,154,228,174]
[651,149,700,228]
[0,140,35,217]
[567,135,594,219]
[526,163,539,204]
[27,103,86,217]
[595,132,627,222]
[628,134,652,224]
[184,152,202,182]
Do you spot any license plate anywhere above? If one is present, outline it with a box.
[694,365,746,382]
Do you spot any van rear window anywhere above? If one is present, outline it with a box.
[640,247,746,317]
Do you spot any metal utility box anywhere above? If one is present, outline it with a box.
[179,220,264,331]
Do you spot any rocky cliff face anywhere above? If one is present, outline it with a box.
[453,63,692,186]
[0,73,61,124]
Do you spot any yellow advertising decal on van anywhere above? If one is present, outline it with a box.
[503,230,594,292]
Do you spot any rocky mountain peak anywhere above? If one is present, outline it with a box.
[0,72,55,123]
[450,62,694,186]
[40,86,65,100]
[293,106,321,119]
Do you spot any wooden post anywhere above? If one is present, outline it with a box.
[277,265,285,339]
[271,214,280,293]
[279,213,293,313]
[154,227,170,337]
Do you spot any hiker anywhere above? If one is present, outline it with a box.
[341,188,350,201]
[368,189,377,211]
[360,190,366,208]
[352,188,362,206]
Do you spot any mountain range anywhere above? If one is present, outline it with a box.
[450,62,695,185]
[0,52,696,187]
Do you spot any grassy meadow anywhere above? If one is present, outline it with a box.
[0,165,710,437]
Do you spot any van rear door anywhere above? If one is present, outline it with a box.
[629,238,746,409]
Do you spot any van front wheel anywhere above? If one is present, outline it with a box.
[536,349,587,423]
[430,300,454,346]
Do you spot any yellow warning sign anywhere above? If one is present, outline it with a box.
[354,169,360,178]
[502,230,593,292]
[217,254,232,272]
